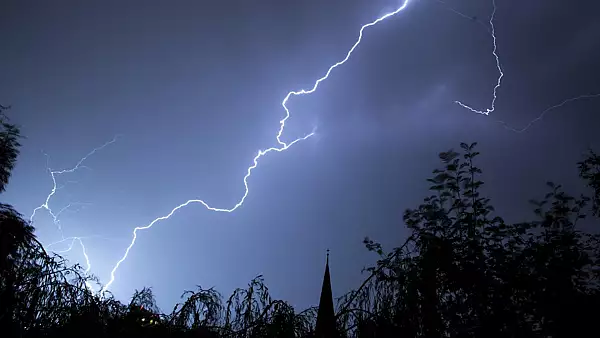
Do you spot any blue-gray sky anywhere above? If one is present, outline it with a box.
[2,0,600,311]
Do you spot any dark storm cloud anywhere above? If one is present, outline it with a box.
[1,0,599,311]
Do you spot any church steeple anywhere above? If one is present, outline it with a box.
[315,249,337,337]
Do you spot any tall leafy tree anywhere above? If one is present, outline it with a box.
[0,106,37,335]
[0,106,34,270]
[341,142,600,337]
[0,105,21,193]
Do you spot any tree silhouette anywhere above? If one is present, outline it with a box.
[0,106,20,194]
[341,142,600,337]
[0,107,37,335]
[0,106,34,275]
[579,149,600,216]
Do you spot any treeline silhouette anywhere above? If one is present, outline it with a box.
[2,106,600,337]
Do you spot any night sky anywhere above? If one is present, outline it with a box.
[2,0,600,312]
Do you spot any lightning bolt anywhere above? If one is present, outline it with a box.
[49,237,90,272]
[48,236,94,290]
[102,134,314,293]
[76,237,96,291]
[30,136,118,227]
[442,0,600,131]
[453,0,503,116]
[29,136,118,289]
[101,0,414,293]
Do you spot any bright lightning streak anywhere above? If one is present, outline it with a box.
[453,0,503,116]
[47,234,117,291]
[102,134,313,293]
[29,136,118,290]
[278,0,413,146]
[78,238,91,274]
[102,0,414,293]
[443,0,600,131]
[49,236,94,290]
[30,136,119,227]
[76,237,96,291]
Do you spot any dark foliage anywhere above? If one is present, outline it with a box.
[1,111,599,337]
[342,142,600,337]
[0,106,20,193]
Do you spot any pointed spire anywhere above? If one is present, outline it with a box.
[316,249,337,337]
